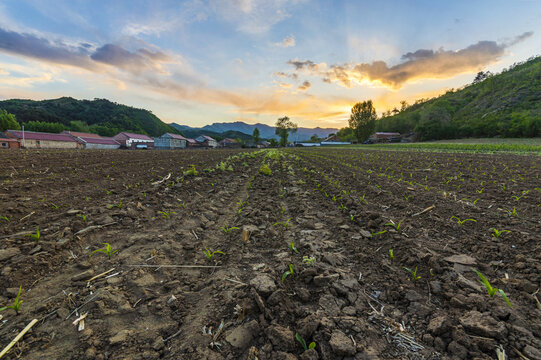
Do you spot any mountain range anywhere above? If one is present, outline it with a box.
[171,121,338,141]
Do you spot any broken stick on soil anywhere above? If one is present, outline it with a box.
[75,222,117,236]
[411,205,435,217]
[0,318,38,359]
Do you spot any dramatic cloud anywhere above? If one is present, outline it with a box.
[287,32,533,88]
[0,27,174,76]
[274,35,295,48]
[91,45,171,73]
[0,27,97,70]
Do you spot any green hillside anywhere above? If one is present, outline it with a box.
[0,97,180,137]
[375,56,541,140]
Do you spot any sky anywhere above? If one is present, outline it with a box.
[0,0,540,129]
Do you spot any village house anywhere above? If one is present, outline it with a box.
[185,138,200,148]
[113,132,154,149]
[0,133,20,149]
[154,133,187,150]
[218,138,241,148]
[195,135,218,148]
[76,136,120,149]
[6,130,77,149]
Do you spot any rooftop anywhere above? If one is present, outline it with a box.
[7,130,76,142]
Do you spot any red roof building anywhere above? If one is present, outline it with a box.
[6,130,78,149]
[76,136,120,149]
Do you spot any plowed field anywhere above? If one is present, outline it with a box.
[0,148,539,360]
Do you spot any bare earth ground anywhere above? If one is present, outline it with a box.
[0,148,539,360]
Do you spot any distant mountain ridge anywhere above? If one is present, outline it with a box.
[171,121,338,140]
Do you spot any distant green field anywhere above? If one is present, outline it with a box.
[346,138,541,154]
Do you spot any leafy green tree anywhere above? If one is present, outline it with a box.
[269,138,279,147]
[336,127,356,142]
[275,116,297,147]
[252,127,261,144]
[0,109,20,132]
[349,101,377,142]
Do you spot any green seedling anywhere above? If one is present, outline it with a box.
[281,205,286,214]
[85,196,91,201]
[90,243,118,258]
[179,201,186,208]
[490,228,510,238]
[476,188,484,194]
[0,215,11,223]
[350,214,355,222]
[158,211,176,219]
[404,266,421,281]
[273,218,292,229]
[50,203,60,209]
[359,194,368,204]
[295,333,316,351]
[106,190,112,195]
[385,220,403,233]
[184,165,198,176]
[203,248,225,260]
[505,208,518,217]
[389,249,394,260]
[221,225,239,234]
[259,163,272,176]
[403,195,409,202]
[371,230,387,237]
[0,286,23,314]
[473,269,512,308]
[288,240,298,254]
[107,201,123,209]
[302,256,316,266]
[77,214,87,222]
[25,227,40,242]
[450,216,477,226]
[281,264,294,282]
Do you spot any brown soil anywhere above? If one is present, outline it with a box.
[0,148,539,360]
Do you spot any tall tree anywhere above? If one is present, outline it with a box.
[275,116,297,147]
[348,101,377,142]
[252,127,261,144]
[0,109,20,132]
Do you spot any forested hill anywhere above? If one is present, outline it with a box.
[376,56,541,140]
[0,97,180,137]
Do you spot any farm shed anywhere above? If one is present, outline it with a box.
[6,130,77,149]
[77,136,120,149]
[186,138,201,148]
[0,133,20,149]
[218,138,241,148]
[113,132,154,149]
[195,135,218,148]
[154,133,187,150]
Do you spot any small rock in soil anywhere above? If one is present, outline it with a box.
[225,320,259,350]
[267,325,296,352]
[329,330,356,356]
[447,340,468,359]
[443,254,477,265]
[297,314,320,339]
[0,248,20,261]
[109,329,133,345]
[523,345,541,360]
[72,269,94,282]
[459,311,507,339]
[313,273,339,287]
[299,348,319,360]
[250,274,277,297]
